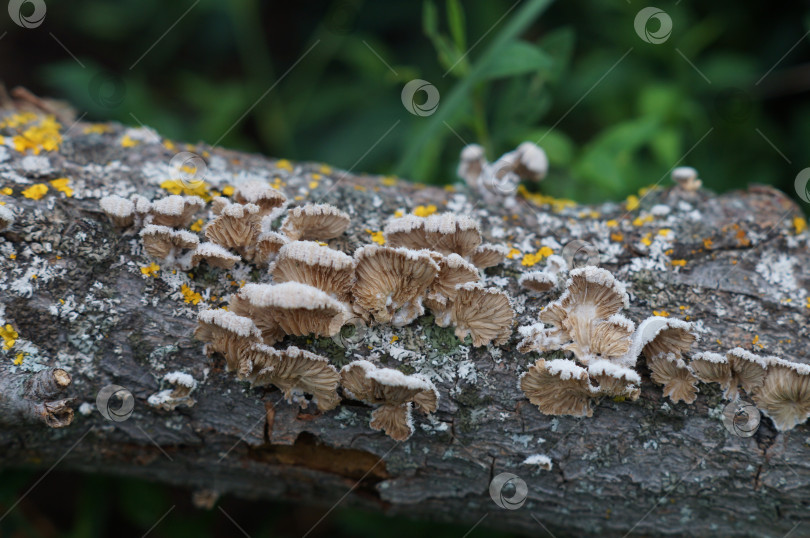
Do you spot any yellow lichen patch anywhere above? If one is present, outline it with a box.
[752,335,764,349]
[9,253,16,260]
[380,176,397,187]
[140,263,160,277]
[354,185,366,192]
[652,310,669,317]
[625,195,640,211]
[13,353,24,366]
[610,232,624,242]
[190,219,204,232]
[794,217,807,234]
[319,164,333,175]
[703,238,713,249]
[394,209,404,218]
[1,324,19,350]
[413,204,438,217]
[181,284,203,305]
[160,179,210,200]
[632,215,653,226]
[83,124,112,135]
[521,246,554,267]
[276,159,293,172]
[517,185,576,212]
[390,336,399,343]
[163,140,176,151]
[657,229,671,237]
[731,224,751,247]
[506,247,521,260]
[806,297,810,309]
[7,114,62,154]
[294,195,305,201]
[1,187,13,195]
[120,134,139,148]
[49,178,73,197]
[22,184,48,200]
[221,185,234,197]
[0,112,38,128]
[671,259,687,267]
[308,181,319,189]
[271,177,285,190]
[605,219,618,228]
[640,234,652,247]
[444,184,456,192]
[366,230,385,245]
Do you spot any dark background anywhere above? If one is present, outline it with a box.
[1,1,809,536]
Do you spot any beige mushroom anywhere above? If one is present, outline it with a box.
[457,144,487,187]
[280,203,350,241]
[639,317,697,362]
[149,195,205,228]
[140,225,199,264]
[588,360,641,400]
[671,166,702,192]
[99,195,134,228]
[271,240,355,302]
[244,231,289,265]
[520,358,595,417]
[384,213,482,257]
[689,351,733,388]
[340,360,439,441]
[648,353,698,404]
[234,282,348,340]
[191,242,241,269]
[451,283,514,347]
[233,181,287,217]
[194,309,262,375]
[244,343,340,411]
[519,271,556,293]
[726,347,776,400]
[753,362,810,431]
[352,245,439,326]
[205,203,261,250]
[469,243,508,269]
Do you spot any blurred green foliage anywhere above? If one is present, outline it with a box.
[4,0,808,204]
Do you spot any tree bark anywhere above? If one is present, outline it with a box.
[0,102,809,538]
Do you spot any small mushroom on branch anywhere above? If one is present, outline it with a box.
[99,195,135,228]
[520,358,594,417]
[280,203,350,241]
[140,225,199,268]
[384,213,482,258]
[451,283,514,347]
[233,181,287,217]
[194,309,262,375]
[469,243,508,269]
[149,195,205,228]
[270,240,355,302]
[340,360,439,441]
[753,361,810,431]
[191,242,241,269]
[205,203,261,250]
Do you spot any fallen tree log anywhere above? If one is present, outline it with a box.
[0,101,809,537]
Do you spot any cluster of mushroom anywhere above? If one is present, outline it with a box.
[517,266,810,431]
[457,141,548,198]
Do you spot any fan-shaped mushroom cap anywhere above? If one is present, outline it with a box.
[236,282,348,340]
[244,343,340,411]
[560,267,630,320]
[280,203,350,241]
[384,213,482,257]
[191,242,241,269]
[469,243,508,268]
[648,353,698,404]
[194,309,261,374]
[205,203,261,249]
[499,142,548,182]
[457,143,487,186]
[588,314,635,360]
[429,254,479,300]
[753,363,810,431]
[516,323,567,354]
[520,358,594,417]
[519,271,556,293]
[352,245,439,326]
[726,347,777,400]
[638,317,697,362]
[588,360,641,400]
[451,283,514,347]
[130,194,153,215]
[424,294,453,327]
[99,195,134,228]
[671,166,702,192]
[233,181,287,216]
[140,225,199,259]
[150,195,205,228]
[211,196,231,216]
[340,360,439,441]
[689,351,733,388]
[229,289,284,346]
[544,255,567,275]
[271,241,355,302]
[243,231,289,265]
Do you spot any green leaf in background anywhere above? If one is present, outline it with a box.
[480,41,553,80]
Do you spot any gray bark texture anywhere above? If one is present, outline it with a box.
[0,99,809,538]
